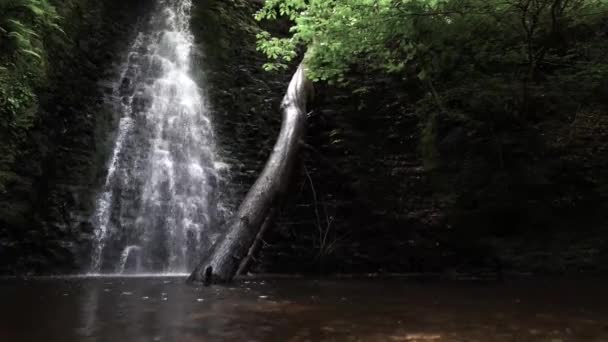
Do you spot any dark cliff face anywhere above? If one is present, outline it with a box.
[190,0,289,211]
[1,0,606,275]
[0,0,288,275]
[262,78,608,275]
[190,0,608,275]
[195,1,608,275]
[0,0,152,274]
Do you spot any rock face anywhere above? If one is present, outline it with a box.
[192,0,608,275]
[1,0,606,275]
[0,0,289,275]
[263,78,608,275]
[189,0,290,206]
[0,0,152,274]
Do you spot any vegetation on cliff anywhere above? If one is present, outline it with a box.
[0,0,66,190]
[0,0,148,274]
[256,0,608,136]
[254,0,608,273]
[0,0,606,274]
[256,0,608,146]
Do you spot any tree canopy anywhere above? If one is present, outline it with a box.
[256,0,608,180]
[256,0,608,84]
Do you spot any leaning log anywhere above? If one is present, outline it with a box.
[188,62,312,284]
[235,207,277,276]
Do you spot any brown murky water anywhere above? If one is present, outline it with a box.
[0,276,607,341]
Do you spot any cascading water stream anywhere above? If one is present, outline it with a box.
[89,0,228,274]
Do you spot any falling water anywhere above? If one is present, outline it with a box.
[90,0,228,274]
[117,245,142,273]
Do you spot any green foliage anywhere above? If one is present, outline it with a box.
[256,0,608,84]
[0,0,63,190]
[256,0,608,164]
[0,0,62,126]
[0,0,62,59]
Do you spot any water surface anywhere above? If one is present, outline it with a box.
[1,277,607,341]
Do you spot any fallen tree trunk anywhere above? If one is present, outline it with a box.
[235,207,277,276]
[188,62,312,284]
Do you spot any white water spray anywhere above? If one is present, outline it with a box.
[90,0,227,274]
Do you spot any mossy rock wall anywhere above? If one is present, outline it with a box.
[0,0,151,274]
[1,0,606,275]
[195,1,608,275]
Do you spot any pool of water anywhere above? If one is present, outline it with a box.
[1,276,607,341]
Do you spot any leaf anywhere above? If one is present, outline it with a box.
[20,49,42,60]
[417,69,427,80]
[20,3,45,17]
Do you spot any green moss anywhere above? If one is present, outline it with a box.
[0,0,67,189]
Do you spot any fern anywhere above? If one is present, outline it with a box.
[20,48,42,59]
[0,0,64,169]
[20,2,46,17]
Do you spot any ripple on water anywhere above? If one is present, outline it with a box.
[0,277,607,341]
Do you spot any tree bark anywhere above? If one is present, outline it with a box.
[188,62,312,284]
[235,207,277,276]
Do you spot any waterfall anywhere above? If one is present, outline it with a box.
[89,0,228,274]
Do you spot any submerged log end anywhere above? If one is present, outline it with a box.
[187,245,241,285]
[187,264,227,286]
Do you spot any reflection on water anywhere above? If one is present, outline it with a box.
[0,277,607,341]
